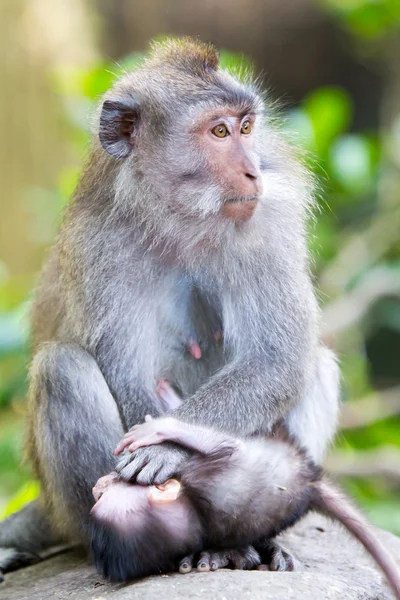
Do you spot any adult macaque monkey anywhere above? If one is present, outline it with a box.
[0,38,339,578]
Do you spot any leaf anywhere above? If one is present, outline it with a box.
[0,481,40,519]
[303,87,352,155]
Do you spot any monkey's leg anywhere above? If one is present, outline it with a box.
[0,500,65,581]
[285,346,340,464]
[28,343,124,543]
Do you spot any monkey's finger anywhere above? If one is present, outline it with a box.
[114,437,134,455]
[209,551,230,571]
[152,463,177,485]
[128,433,161,453]
[269,548,294,572]
[92,472,119,500]
[114,443,130,455]
[229,546,261,570]
[241,546,261,570]
[197,551,211,572]
[114,430,150,455]
[116,453,149,481]
[135,461,163,486]
[179,554,194,574]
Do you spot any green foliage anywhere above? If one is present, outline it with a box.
[0,482,40,520]
[321,0,400,39]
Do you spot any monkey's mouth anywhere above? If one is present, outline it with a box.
[224,196,258,204]
[222,197,258,223]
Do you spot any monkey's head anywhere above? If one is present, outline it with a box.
[97,38,272,229]
[89,478,204,581]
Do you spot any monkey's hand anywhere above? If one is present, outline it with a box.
[92,471,120,502]
[114,416,176,455]
[115,442,189,485]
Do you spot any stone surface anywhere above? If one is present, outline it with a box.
[0,513,399,600]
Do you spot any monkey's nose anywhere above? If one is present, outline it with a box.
[244,166,259,180]
[242,169,263,195]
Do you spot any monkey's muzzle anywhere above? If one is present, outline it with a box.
[222,198,258,223]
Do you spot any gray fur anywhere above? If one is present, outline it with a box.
[0,38,339,575]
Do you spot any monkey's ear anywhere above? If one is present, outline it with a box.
[99,99,140,159]
[148,479,181,504]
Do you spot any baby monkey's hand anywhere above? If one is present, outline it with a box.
[92,471,120,501]
[114,416,176,456]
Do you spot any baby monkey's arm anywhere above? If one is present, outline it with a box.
[114,417,242,457]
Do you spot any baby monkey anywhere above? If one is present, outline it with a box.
[90,415,400,598]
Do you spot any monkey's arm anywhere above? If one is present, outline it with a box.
[115,417,242,456]
[173,338,315,436]
[172,264,318,435]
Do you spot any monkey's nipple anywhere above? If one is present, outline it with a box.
[186,338,202,359]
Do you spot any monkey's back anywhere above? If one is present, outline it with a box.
[185,435,320,548]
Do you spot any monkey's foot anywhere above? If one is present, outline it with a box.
[255,539,295,571]
[0,547,40,581]
[156,379,182,410]
[178,545,261,574]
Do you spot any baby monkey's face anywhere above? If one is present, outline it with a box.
[90,477,204,580]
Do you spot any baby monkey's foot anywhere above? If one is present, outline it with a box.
[255,539,295,571]
[156,379,182,410]
[178,545,261,573]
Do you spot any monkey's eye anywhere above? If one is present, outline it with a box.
[240,120,252,135]
[212,124,229,138]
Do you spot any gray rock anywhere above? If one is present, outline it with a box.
[0,513,398,600]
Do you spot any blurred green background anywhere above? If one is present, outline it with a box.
[1,0,400,533]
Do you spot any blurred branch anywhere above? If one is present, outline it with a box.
[340,386,400,430]
[319,205,400,298]
[327,447,400,483]
[321,265,400,338]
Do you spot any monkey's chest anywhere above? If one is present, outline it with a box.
[159,284,225,397]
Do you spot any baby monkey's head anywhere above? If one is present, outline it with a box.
[89,478,204,581]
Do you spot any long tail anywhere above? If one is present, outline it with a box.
[312,478,400,600]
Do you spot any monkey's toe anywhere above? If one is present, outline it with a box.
[197,551,211,572]
[270,548,294,572]
[196,550,231,571]
[208,551,230,571]
[179,549,233,574]
[189,546,260,572]
[178,554,194,574]
[267,543,295,571]
[228,546,261,570]
[255,539,295,572]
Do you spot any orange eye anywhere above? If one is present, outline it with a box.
[212,124,229,138]
[240,120,252,134]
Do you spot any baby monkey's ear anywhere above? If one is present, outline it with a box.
[148,479,181,504]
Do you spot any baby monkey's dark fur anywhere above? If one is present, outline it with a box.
[90,418,400,599]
